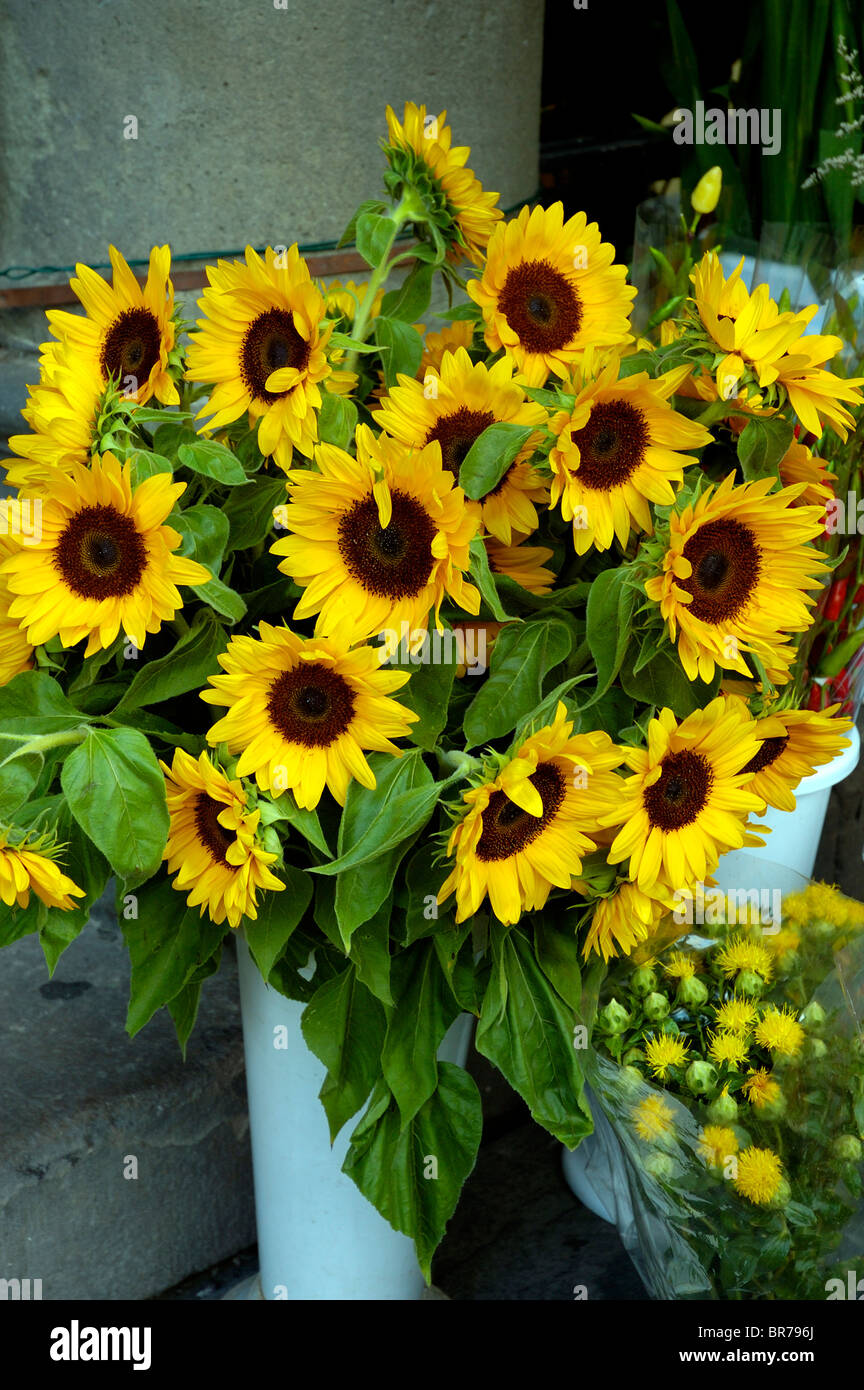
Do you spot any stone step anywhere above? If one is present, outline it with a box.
[0,899,255,1301]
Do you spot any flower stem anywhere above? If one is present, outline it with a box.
[345,202,409,375]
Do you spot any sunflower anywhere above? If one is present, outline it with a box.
[714,934,774,982]
[4,338,104,490]
[644,1033,689,1078]
[437,703,624,925]
[384,102,502,265]
[778,440,836,506]
[201,623,417,808]
[161,749,285,928]
[467,202,636,386]
[417,320,475,377]
[732,1146,784,1205]
[698,1125,739,1169]
[0,525,34,687]
[185,245,346,473]
[714,998,758,1035]
[741,1068,781,1109]
[773,336,864,441]
[644,474,829,685]
[754,1005,805,1057]
[45,245,178,407]
[0,829,84,911]
[548,356,712,554]
[581,879,666,962]
[372,348,548,544]
[271,425,480,641]
[0,453,210,656]
[595,698,764,895]
[707,1030,749,1068]
[486,536,556,595]
[731,699,852,814]
[632,1093,676,1143]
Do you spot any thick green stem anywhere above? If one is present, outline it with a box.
[0,726,89,766]
[345,203,409,375]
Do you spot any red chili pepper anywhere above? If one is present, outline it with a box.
[854,584,864,611]
[807,683,824,710]
[825,577,849,621]
[831,671,851,699]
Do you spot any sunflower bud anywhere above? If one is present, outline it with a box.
[599,997,632,1034]
[631,964,658,997]
[691,165,723,215]
[735,969,765,998]
[677,975,709,1009]
[643,991,670,1022]
[832,1135,863,1163]
[800,1001,827,1035]
[706,1089,738,1124]
[686,1059,718,1095]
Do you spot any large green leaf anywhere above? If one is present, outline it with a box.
[122,875,227,1036]
[583,567,637,703]
[38,806,111,975]
[113,610,225,712]
[0,671,88,738]
[333,831,419,943]
[242,866,313,978]
[386,644,458,751]
[172,503,230,574]
[380,261,435,324]
[381,939,460,1128]
[736,417,794,481]
[312,751,440,878]
[347,897,393,1006]
[177,437,248,486]
[343,1064,483,1280]
[167,948,222,1057]
[256,792,331,856]
[463,618,571,748]
[301,964,387,1142]
[316,393,358,451]
[620,645,719,717]
[61,727,169,889]
[459,422,537,501]
[374,317,424,387]
[468,537,514,621]
[474,928,593,1148]
[222,477,287,552]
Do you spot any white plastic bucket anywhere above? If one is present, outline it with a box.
[234,936,473,1300]
[713,726,859,884]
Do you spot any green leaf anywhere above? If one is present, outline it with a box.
[380,261,435,324]
[317,393,358,450]
[434,923,481,1014]
[534,920,583,1012]
[337,199,387,250]
[355,211,397,268]
[195,577,247,623]
[468,537,514,621]
[312,751,440,879]
[463,618,571,748]
[382,940,461,1127]
[459,422,537,501]
[222,477,286,552]
[0,753,43,818]
[348,896,393,1006]
[127,449,174,483]
[113,610,225,712]
[583,567,636,702]
[172,503,230,574]
[301,965,387,1141]
[475,929,593,1147]
[334,832,419,943]
[38,807,111,975]
[242,867,313,979]
[431,302,481,322]
[383,639,458,751]
[736,417,794,481]
[256,792,331,855]
[373,317,424,387]
[177,438,248,486]
[343,1064,483,1280]
[0,671,88,737]
[402,846,453,946]
[61,727,169,888]
[620,644,719,717]
[122,875,226,1036]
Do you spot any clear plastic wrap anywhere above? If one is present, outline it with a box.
[571,861,864,1299]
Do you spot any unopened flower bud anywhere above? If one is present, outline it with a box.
[800,1001,827,1035]
[691,165,723,215]
[643,991,670,1022]
[644,1151,678,1183]
[706,1090,738,1124]
[631,964,657,997]
[686,1060,718,1096]
[677,975,709,1008]
[832,1135,863,1163]
[760,1091,787,1121]
[767,1175,792,1210]
[619,1065,645,1093]
[804,1037,828,1061]
[599,997,632,1034]
[735,969,765,998]
[622,1047,644,1067]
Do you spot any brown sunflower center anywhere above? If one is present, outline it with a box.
[475,761,566,862]
[498,259,582,355]
[571,400,649,490]
[426,407,495,480]
[194,794,235,867]
[643,749,713,830]
[241,308,310,404]
[101,308,162,386]
[338,490,437,599]
[266,662,356,747]
[679,518,760,623]
[54,504,148,599]
[743,734,789,775]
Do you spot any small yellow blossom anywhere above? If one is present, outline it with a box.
[644,1033,690,1078]
[732,1146,784,1205]
[754,1006,805,1057]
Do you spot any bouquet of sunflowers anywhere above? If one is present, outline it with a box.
[583,880,864,1299]
[0,102,861,1279]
